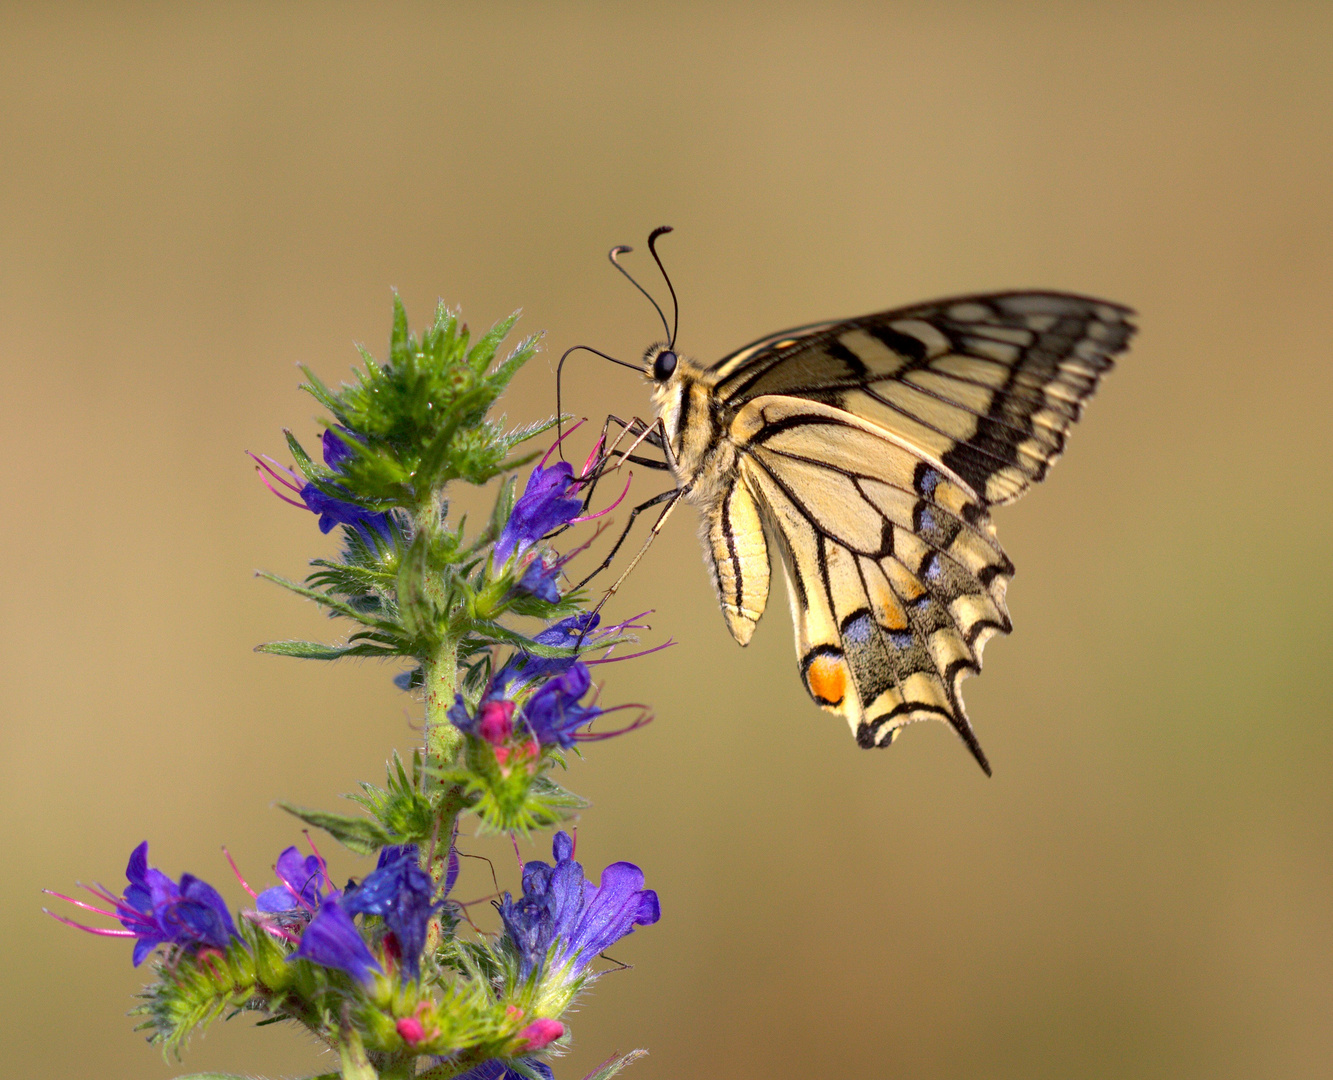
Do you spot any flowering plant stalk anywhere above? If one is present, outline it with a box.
[46,299,663,1080]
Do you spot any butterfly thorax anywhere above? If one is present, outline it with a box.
[648,356,738,503]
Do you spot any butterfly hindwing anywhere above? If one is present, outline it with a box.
[711,291,1134,507]
[730,396,1014,770]
[699,475,771,646]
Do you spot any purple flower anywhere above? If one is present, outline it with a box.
[493,461,583,567]
[250,427,392,543]
[298,482,393,541]
[451,661,600,751]
[342,844,444,980]
[491,613,600,694]
[497,832,659,982]
[45,842,239,967]
[320,427,356,469]
[520,663,602,749]
[292,894,383,985]
[448,693,516,744]
[517,553,563,603]
[453,1060,555,1080]
[255,844,329,914]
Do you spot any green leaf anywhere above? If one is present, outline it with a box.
[256,571,403,633]
[346,753,438,845]
[278,802,393,855]
[500,413,564,449]
[255,640,367,660]
[486,474,518,544]
[390,292,410,353]
[581,1050,649,1080]
[283,429,321,481]
[466,309,520,371]
[134,939,261,1056]
[297,365,345,421]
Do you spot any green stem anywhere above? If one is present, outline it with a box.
[338,1025,378,1080]
[423,637,461,773]
[409,488,462,781]
[372,1057,415,1080]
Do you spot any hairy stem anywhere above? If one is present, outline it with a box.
[423,636,461,773]
[338,1024,378,1080]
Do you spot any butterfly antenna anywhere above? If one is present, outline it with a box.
[646,225,678,348]
[609,244,671,344]
[555,344,640,459]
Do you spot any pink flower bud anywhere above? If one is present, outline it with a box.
[478,700,515,745]
[396,1015,426,1045]
[518,1017,564,1051]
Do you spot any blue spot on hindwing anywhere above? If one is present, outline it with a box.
[841,611,873,645]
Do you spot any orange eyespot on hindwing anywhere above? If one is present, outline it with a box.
[802,648,849,707]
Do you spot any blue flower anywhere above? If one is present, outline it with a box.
[250,427,392,543]
[491,613,600,694]
[497,832,659,982]
[521,663,602,749]
[453,1061,555,1080]
[319,427,357,470]
[343,844,444,981]
[453,658,601,751]
[255,844,329,914]
[298,482,392,541]
[46,842,240,967]
[493,461,583,567]
[516,553,562,603]
[292,894,383,985]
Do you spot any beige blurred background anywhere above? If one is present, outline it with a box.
[3,4,1331,1078]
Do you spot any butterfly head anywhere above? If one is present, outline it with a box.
[644,343,678,383]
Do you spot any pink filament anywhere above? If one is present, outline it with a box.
[222,847,260,902]
[539,418,586,469]
[570,471,632,524]
[42,888,121,920]
[578,434,607,483]
[43,909,136,937]
[584,638,675,665]
[573,704,654,742]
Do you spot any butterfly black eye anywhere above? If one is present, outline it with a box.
[653,349,677,381]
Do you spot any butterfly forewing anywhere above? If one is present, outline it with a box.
[711,292,1134,507]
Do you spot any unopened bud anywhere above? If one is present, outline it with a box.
[518,1017,564,1050]
[478,700,515,744]
[397,1015,426,1045]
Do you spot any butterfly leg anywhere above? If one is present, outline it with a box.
[544,414,672,549]
[567,413,679,582]
[570,486,680,593]
[575,414,670,510]
[575,487,686,646]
